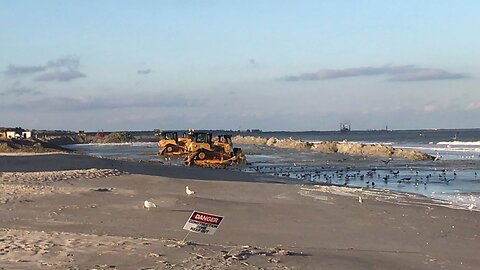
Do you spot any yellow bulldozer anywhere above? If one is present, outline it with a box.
[183,132,246,167]
[156,131,191,156]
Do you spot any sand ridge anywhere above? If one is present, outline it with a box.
[0,169,124,205]
[0,169,124,184]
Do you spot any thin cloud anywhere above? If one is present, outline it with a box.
[137,69,152,75]
[466,102,480,110]
[4,56,86,82]
[4,64,46,76]
[46,56,80,70]
[390,68,467,81]
[282,65,469,82]
[35,70,86,82]
[0,87,41,97]
[0,94,204,112]
[423,104,437,113]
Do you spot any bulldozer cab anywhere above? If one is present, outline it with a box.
[158,131,179,150]
[158,131,191,155]
[214,135,233,154]
[193,133,211,143]
[217,135,232,145]
[159,131,178,141]
[187,132,213,152]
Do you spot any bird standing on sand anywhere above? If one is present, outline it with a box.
[382,158,393,165]
[358,196,363,204]
[186,186,196,196]
[144,200,157,210]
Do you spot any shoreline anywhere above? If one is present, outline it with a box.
[1,152,477,211]
[0,154,463,211]
[0,154,479,269]
[0,151,70,156]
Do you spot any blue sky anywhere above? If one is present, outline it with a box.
[1,1,479,131]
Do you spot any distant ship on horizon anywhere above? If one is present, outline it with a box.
[339,123,351,132]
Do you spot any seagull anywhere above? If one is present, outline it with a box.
[358,196,363,204]
[144,200,157,210]
[186,185,196,196]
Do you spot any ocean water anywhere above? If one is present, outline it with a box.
[255,129,480,161]
[65,129,480,211]
[68,142,162,161]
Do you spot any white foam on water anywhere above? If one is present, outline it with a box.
[299,186,479,212]
[397,144,480,160]
[68,142,157,147]
[431,193,480,211]
[437,140,480,146]
[308,140,394,145]
[400,146,480,153]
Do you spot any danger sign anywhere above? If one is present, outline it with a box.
[183,211,224,235]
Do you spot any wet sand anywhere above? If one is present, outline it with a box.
[0,154,479,269]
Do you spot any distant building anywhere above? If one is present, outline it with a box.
[6,131,19,139]
[22,131,32,139]
[0,128,33,140]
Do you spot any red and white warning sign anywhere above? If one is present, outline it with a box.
[183,211,224,235]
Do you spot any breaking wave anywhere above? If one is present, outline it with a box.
[437,141,480,146]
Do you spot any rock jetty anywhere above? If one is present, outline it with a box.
[0,139,70,154]
[93,132,135,143]
[232,136,434,161]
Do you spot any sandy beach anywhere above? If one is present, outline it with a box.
[4,0,479,268]
[0,154,479,269]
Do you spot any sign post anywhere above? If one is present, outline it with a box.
[182,210,224,243]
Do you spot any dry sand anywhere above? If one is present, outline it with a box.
[0,154,479,269]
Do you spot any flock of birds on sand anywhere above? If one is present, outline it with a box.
[143,185,196,210]
[240,163,478,211]
[244,164,477,188]
[139,170,477,211]
[140,165,477,211]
